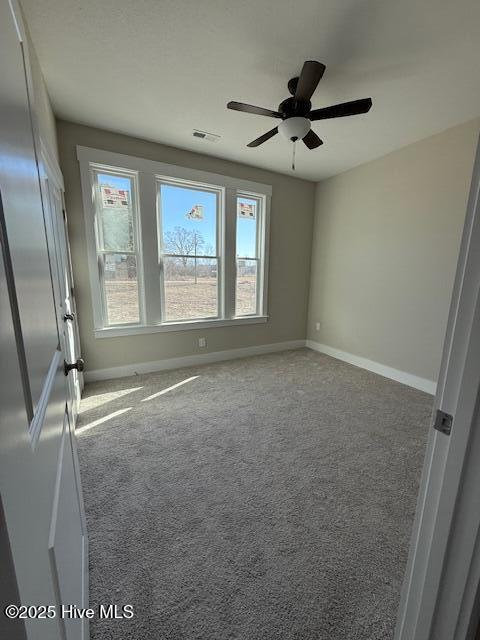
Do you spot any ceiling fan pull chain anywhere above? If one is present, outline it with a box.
[292,141,296,171]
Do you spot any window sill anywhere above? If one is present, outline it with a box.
[94,315,269,338]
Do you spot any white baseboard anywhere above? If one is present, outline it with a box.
[306,340,437,395]
[84,340,306,382]
[85,338,437,394]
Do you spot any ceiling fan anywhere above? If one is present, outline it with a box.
[227,60,372,156]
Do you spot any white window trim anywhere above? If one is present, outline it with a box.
[77,146,271,337]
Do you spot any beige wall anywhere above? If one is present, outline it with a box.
[57,120,316,372]
[307,119,479,383]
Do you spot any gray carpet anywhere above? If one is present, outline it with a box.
[77,348,431,640]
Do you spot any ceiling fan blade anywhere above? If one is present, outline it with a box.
[309,98,372,121]
[295,61,326,102]
[227,101,282,118]
[247,127,279,147]
[303,129,323,149]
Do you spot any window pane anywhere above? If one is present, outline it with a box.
[104,253,139,324]
[97,173,135,252]
[160,184,217,257]
[164,257,218,321]
[236,196,258,258]
[236,259,257,316]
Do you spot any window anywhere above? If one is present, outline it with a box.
[158,182,221,321]
[78,147,271,336]
[236,194,262,316]
[93,170,142,325]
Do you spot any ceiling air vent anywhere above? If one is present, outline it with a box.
[192,129,220,143]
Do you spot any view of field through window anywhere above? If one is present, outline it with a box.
[160,183,219,320]
[159,186,259,321]
[236,195,259,316]
[96,173,260,325]
[97,173,140,325]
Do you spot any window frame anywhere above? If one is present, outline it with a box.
[77,146,271,338]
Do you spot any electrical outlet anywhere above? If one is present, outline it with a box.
[315,322,321,331]
[198,337,206,348]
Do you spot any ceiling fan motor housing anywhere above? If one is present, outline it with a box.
[279,95,311,119]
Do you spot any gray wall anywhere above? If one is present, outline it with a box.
[307,119,480,383]
[57,120,316,372]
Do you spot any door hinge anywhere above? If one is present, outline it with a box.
[433,409,453,436]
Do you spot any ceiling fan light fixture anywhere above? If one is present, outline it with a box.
[278,117,310,142]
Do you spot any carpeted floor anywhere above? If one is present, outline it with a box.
[76,348,431,640]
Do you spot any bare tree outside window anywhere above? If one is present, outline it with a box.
[164,226,205,266]
[164,226,212,285]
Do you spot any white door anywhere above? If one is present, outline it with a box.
[0,3,87,640]
[49,411,88,640]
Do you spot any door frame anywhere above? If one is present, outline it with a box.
[395,131,480,640]
[38,138,83,424]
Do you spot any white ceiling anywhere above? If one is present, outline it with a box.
[21,0,480,181]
